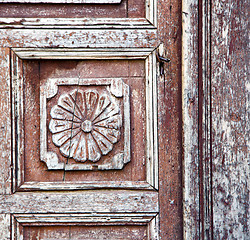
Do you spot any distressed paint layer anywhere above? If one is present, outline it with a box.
[0,191,158,213]
[0,214,10,240]
[182,0,199,239]
[0,48,12,195]
[157,0,183,238]
[0,28,157,48]
[49,89,122,163]
[0,0,122,3]
[212,0,249,238]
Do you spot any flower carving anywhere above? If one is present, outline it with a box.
[49,89,122,162]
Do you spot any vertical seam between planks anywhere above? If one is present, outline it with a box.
[198,0,204,239]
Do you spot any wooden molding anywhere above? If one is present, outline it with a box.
[11,213,159,239]
[11,47,159,191]
[182,0,200,239]
[0,18,156,29]
[1,191,159,213]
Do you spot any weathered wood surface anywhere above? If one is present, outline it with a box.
[0,48,12,195]
[0,18,155,29]
[0,28,157,48]
[0,214,10,240]
[0,2,130,18]
[23,225,147,240]
[157,0,183,238]
[202,0,213,237]
[17,59,148,186]
[0,191,158,213]
[182,0,199,239]
[0,0,182,239]
[0,0,122,3]
[211,0,249,238]
[12,48,154,60]
[18,181,153,191]
[14,213,157,225]
[13,214,158,239]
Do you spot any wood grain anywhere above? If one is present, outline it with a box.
[0,0,122,3]
[182,0,200,239]
[0,2,129,18]
[157,0,183,239]
[23,225,148,240]
[0,214,10,240]
[0,18,155,29]
[211,0,249,238]
[0,191,158,213]
[20,59,147,185]
[0,28,157,48]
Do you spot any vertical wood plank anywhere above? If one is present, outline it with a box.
[182,1,200,239]
[157,0,183,239]
[212,0,249,238]
[0,48,12,195]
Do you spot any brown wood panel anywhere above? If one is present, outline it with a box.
[0,0,145,18]
[211,0,249,238]
[24,225,147,239]
[127,0,145,18]
[22,59,147,184]
[0,2,128,18]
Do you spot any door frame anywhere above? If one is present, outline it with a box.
[182,0,213,239]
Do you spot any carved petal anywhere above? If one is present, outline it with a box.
[94,114,122,130]
[93,103,120,124]
[59,131,82,158]
[52,128,81,147]
[93,126,120,144]
[85,90,99,120]
[73,133,87,162]
[91,94,111,121]
[73,90,86,116]
[87,133,101,162]
[49,119,81,134]
[58,93,83,120]
[91,130,113,155]
[50,105,81,122]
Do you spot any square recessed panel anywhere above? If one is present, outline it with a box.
[12,214,158,240]
[14,58,149,188]
[0,1,146,18]
[11,49,158,191]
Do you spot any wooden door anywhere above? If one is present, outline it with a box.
[0,0,183,239]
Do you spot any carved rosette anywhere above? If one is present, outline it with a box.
[49,89,122,162]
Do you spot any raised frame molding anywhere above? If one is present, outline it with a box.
[11,47,159,191]
[0,18,156,29]
[11,213,159,240]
